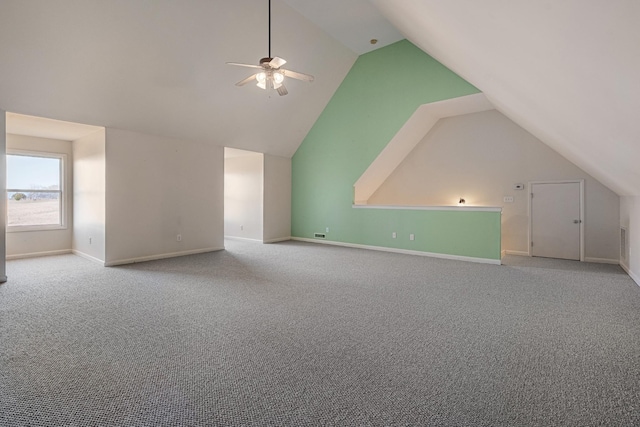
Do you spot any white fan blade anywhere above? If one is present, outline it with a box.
[282,69,314,82]
[236,74,257,86]
[269,57,287,69]
[276,83,288,96]
[227,62,263,69]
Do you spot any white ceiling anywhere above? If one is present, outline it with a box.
[1,0,638,196]
[282,0,403,54]
[6,112,103,141]
[0,0,357,157]
[371,0,640,196]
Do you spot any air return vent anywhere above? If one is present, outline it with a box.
[314,233,326,239]
[621,227,628,261]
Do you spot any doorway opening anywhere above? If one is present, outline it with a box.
[223,147,292,244]
[224,148,264,242]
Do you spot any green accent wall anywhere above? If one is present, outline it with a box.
[291,40,501,260]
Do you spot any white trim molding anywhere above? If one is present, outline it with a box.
[226,236,292,244]
[620,262,640,287]
[224,236,263,243]
[503,250,530,257]
[263,236,292,244]
[292,237,501,265]
[584,257,619,265]
[72,250,106,266]
[6,249,72,260]
[104,247,225,267]
[353,204,501,213]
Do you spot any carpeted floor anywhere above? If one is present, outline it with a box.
[1,239,639,426]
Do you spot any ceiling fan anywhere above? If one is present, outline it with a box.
[226,0,314,96]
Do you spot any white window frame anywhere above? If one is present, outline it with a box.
[6,149,67,232]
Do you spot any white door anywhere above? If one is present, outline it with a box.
[530,182,582,260]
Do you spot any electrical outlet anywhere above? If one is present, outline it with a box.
[177,234,182,242]
[392,232,397,239]
[89,237,92,245]
[326,227,329,233]
[240,225,243,231]
[409,234,415,241]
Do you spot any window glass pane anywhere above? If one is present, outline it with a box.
[7,155,60,189]
[7,192,61,226]
[6,154,62,227]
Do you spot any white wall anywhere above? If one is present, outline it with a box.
[369,110,620,262]
[105,128,224,265]
[223,150,292,243]
[0,111,6,281]
[263,154,291,243]
[73,129,106,263]
[6,134,73,258]
[224,150,264,241]
[620,196,640,285]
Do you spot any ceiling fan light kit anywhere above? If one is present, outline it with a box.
[226,0,314,96]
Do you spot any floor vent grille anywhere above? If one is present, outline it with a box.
[314,233,326,239]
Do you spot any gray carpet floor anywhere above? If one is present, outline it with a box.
[1,239,639,426]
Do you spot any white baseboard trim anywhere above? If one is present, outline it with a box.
[225,236,292,244]
[620,260,628,271]
[630,271,639,288]
[584,257,620,265]
[291,237,501,265]
[224,236,263,243]
[105,247,225,267]
[503,250,530,257]
[263,236,291,244]
[620,262,640,287]
[72,250,106,266]
[501,252,620,266]
[6,249,72,260]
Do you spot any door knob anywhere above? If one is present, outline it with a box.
[573,219,581,224]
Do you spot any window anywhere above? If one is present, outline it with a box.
[7,151,66,231]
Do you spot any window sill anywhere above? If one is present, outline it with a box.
[7,225,68,233]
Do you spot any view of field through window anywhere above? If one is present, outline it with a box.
[7,154,62,227]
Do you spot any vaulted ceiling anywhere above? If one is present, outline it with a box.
[372,0,640,196]
[0,0,357,157]
[1,0,638,195]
